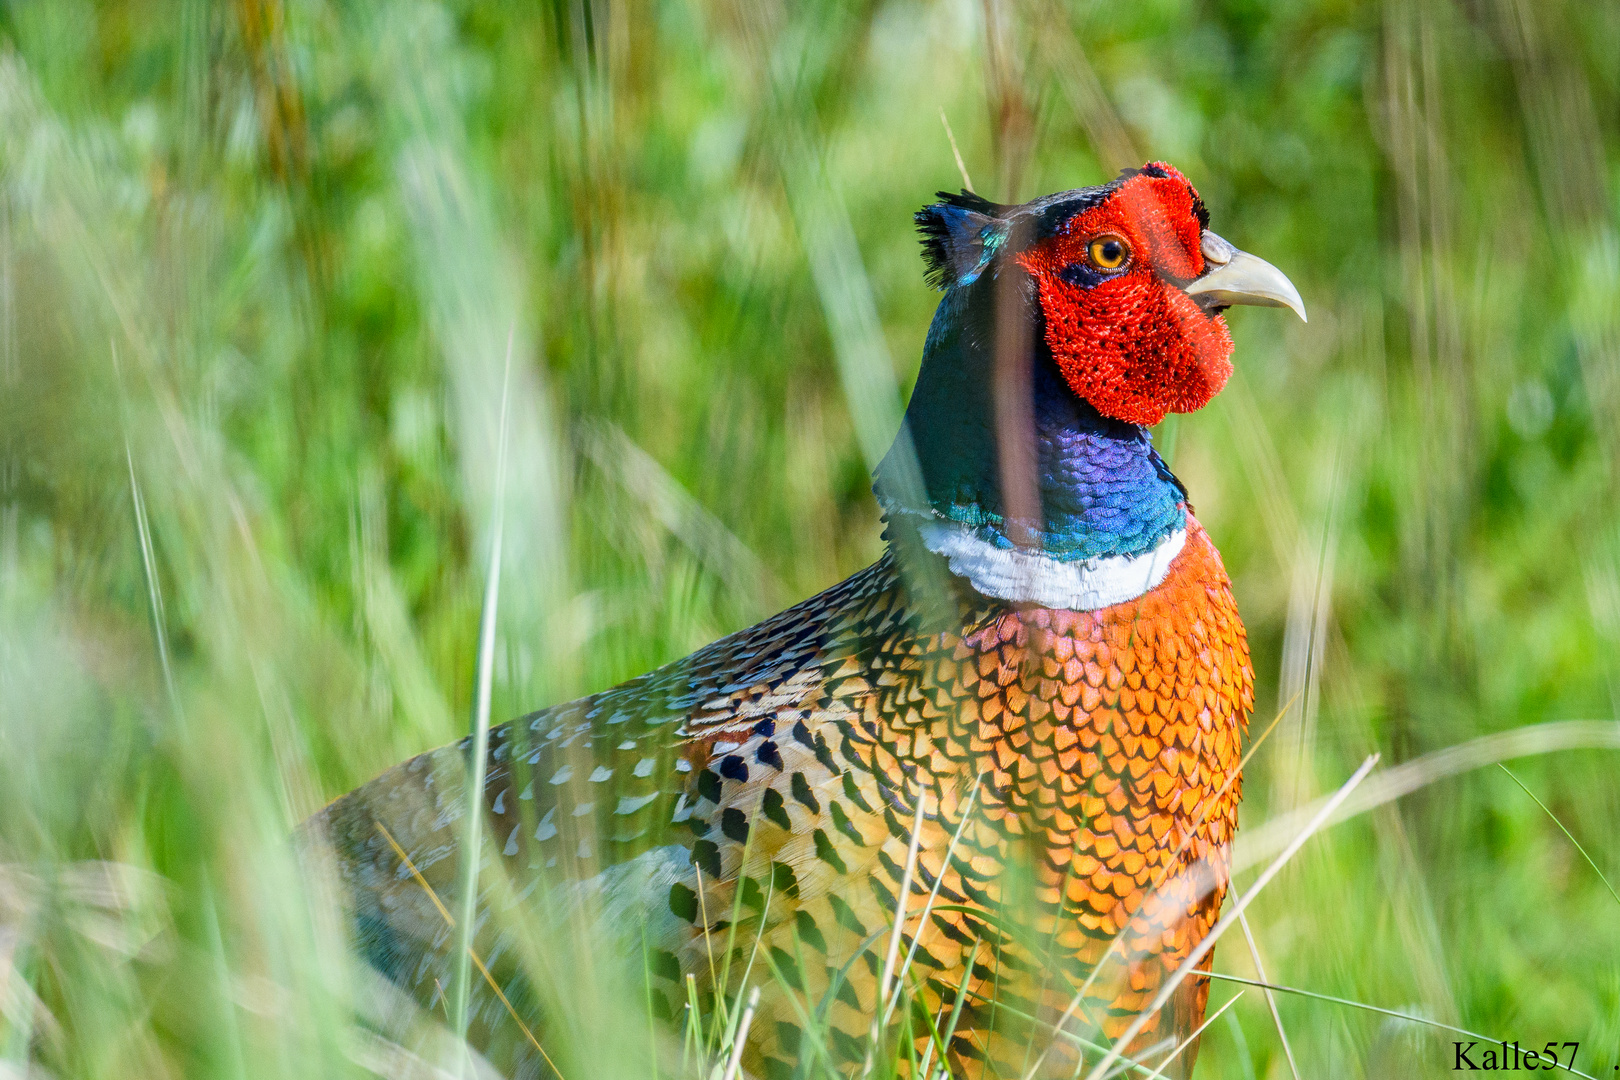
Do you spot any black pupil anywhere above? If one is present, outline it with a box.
[1099,240,1122,264]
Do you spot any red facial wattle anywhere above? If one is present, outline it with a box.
[1017,164,1236,428]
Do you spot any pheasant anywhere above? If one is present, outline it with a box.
[308,162,1305,1079]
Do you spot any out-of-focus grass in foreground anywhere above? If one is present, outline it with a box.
[1,1,1618,1078]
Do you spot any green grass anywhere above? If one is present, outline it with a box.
[2,0,1619,1077]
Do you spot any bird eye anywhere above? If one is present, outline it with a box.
[1088,236,1129,270]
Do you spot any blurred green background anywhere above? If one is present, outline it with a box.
[2,0,1618,1077]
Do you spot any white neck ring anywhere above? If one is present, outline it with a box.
[916,522,1186,610]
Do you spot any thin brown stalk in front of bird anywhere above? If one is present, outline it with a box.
[992,218,1039,558]
[373,822,566,1080]
[939,107,974,193]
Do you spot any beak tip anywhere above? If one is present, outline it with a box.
[1185,246,1308,326]
[1281,281,1308,324]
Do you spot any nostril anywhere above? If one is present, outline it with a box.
[1200,231,1235,267]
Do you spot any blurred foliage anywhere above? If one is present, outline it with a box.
[1,0,1618,1077]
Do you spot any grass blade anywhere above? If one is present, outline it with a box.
[718,986,760,1080]
[1081,753,1379,1080]
[374,823,563,1078]
[1023,691,1300,1080]
[1139,990,1243,1080]
[450,328,515,1059]
[885,774,983,1029]
[1199,971,1600,1080]
[1498,763,1620,910]
[1233,721,1620,875]
[123,436,177,714]
[865,784,929,1077]
[1235,908,1300,1080]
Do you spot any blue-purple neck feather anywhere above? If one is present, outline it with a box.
[875,266,1187,562]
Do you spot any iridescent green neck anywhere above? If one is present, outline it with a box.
[875,287,1186,562]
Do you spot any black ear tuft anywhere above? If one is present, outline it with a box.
[1188,189,1210,229]
[915,191,1012,291]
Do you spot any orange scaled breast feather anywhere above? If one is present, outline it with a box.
[824,512,1254,1071]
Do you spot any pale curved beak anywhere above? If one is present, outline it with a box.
[1184,231,1307,323]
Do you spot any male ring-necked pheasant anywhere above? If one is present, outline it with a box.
[310,162,1305,1079]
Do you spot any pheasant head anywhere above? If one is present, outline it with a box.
[878,162,1305,577]
[916,161,1304,426]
